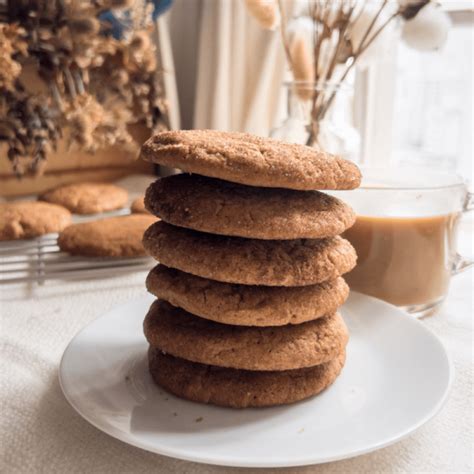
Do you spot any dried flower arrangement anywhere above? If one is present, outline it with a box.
[0,0,171,176]
[245,0,450,146]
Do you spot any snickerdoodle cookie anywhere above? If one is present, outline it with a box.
[143,300,349,371]
[146,265,349,326]
[130,196,150,214]
[40,182,128,214]
[58,214,156,257]
[144,174,355,239]
[142,221,357,286]
[140,130,361,190]
[148,348,346,408]
[0,201,71,241]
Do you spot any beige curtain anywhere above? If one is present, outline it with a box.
[168,0,288,135]
[155,16,181,130]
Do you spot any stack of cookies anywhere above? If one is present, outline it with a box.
[140,130,360,408]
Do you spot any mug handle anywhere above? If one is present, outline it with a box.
[452,190,474,275]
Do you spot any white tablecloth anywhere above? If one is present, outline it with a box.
[1,200,472,473]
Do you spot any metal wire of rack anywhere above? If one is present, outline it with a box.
[0,234,154,285]
[1,176,159,286]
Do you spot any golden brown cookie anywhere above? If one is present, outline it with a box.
[146,265,349,326]
[144,300,349,371]
[58,215,156,257]
[145,174,355,239]
[148,348,346,408]
[140,130,361,190]
[143,221,357,286]
[0,201,71,241]
[39,182,128,214]
[130,196,150,214]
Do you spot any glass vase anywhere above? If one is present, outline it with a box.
[271,81,360,161]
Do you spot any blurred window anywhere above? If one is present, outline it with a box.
[392,4,473,179]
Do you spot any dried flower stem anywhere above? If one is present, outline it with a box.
[325,3,356,81]
[350,2,365,30]
[270,0,416,147]
[318,5,401,123]
[63,67,77,100]
[316,58,354,122]
[310,1,319,140]
[358,10,400,56]
[306,0,333,144]
[355,0,388,54]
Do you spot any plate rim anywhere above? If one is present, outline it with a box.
[58,292,454,468]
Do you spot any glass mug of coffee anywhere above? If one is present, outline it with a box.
[331,167,473,318]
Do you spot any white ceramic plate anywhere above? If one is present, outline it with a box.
[59,292,452,468]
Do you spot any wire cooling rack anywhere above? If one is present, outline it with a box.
[0,234,154,285]
[0,175,158,285]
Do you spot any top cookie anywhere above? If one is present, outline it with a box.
[0,201,71,241]
[145,174,355,239]
[140,130,361,190]
[39,182,128,214]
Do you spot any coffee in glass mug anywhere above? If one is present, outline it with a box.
[331,167,473,318]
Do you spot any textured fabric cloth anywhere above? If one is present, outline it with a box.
[0,205,472,473]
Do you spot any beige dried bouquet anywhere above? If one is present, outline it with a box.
[0,0,169,176]
[245,0,450,145]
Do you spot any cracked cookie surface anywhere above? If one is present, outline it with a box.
[148,348,346,408]
[144,300,349,371]
[143,221,357,286]
[140,130,361,190]
[130,196,149,214]
[145,174,356,239]
[146,265,349,326]
[0,201,71,241]
[58,214,156,257]
[39,182,128,214]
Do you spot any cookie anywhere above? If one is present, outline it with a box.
[146,265,349,326]
[58,214,156,257]
[0,201,71,241]
[130,196,150,214]
[143,300,349,371]
[143,222,357,286]
[140,130,361,190]
[148,348,346,408]
[145,174,355,239]
[40,182,128,214]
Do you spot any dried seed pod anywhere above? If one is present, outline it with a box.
[289,32,314,101]
[245,0,280,31]
[402,3,450,51]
